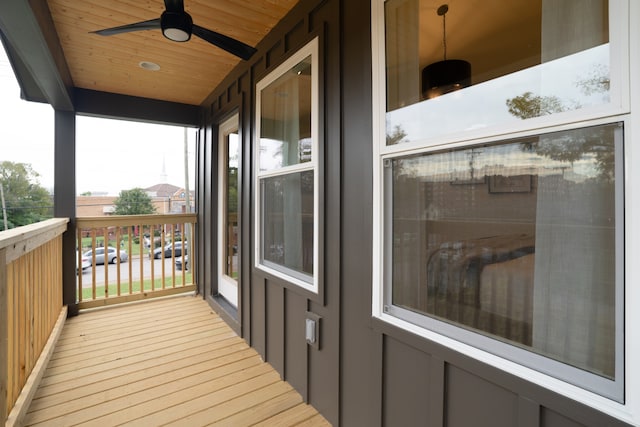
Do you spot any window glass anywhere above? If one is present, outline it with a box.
[387,122,619,379]
[259,55,313,171]
[224,132,239,278]
[261,170,314,278]
[385,0,610,145]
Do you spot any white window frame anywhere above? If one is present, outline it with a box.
[371,0,640,424]
[254,37,320,294]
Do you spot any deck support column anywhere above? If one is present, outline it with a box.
[54,109,78,316]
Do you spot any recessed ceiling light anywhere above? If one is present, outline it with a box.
[139,61,160,71]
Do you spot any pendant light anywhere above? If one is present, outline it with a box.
[422,4,471,99]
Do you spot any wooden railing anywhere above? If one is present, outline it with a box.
[0,218,69,425]
[76,214,197,309]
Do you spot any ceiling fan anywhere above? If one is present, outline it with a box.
[91,0,257,60]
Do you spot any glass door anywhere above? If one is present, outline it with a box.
[217,114,240,307]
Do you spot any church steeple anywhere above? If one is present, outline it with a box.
[160,156,168,183]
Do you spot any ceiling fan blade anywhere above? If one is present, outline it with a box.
[91,18,161,36]
[164,0,185,13]
[192,25,256,60]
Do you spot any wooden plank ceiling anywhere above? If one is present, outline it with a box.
[46,0,299,106]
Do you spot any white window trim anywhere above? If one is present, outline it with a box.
[371,0,639,424]
[254,36,320,294]
[217,113,239,307]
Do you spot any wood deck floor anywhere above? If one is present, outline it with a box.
[23,295,330,426]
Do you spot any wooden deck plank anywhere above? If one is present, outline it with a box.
[208,389,304,426]
[40,329,245,384]
[45,324,233,373]
[35,339,249,395]
[165,380,294,426]
[23,295,330,426]
[54,311,222,347]
[52,310,221,349]
[80,371,282,426]
[46,324,233,371]
[252,402,324,426]
[28,344,255,412]
[25,360,272,426]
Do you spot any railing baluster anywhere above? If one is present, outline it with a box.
[103,227,108,299]
[77,228,83,302]
[127,226,133,294]
[90,231,97,301]
[115,226,121,296]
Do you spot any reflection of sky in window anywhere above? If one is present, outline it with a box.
[229,133,239,169]
[399,134,608,183]
[260,138,284,171]
[387,44,610,144]
[259,137,312,172]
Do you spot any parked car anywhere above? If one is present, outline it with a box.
[76,255,91,274]
[175,255,189,270]
[152,241,188,259]
[83,246,128,265]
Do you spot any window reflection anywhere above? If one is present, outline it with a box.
[259,56,313,170]
[385,0,610,144]
[389,122,619,378]
[224,132,239,279]
[261,171,314,277]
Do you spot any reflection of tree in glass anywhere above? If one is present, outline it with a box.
[506,67,613,182]
[506,91,566,119]
[387,124,407,145]
[518,125,615,183]
[576,63,609,96]
[506,65,609,120]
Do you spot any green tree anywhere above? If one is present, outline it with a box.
[113,188,157,215]
[0,161,53,230]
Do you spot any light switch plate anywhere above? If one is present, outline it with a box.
[305,311,321,349]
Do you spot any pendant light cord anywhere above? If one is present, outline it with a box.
[437,4,449,61]
[442,11,447,60]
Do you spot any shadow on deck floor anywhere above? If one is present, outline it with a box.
[23,295,330,426]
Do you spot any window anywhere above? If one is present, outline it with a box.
[218,113,240,307]
[255,37,319,293]
[373,0,627,403]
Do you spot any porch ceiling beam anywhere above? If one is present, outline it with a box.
[0,0,74,111]
[74,88,202,127]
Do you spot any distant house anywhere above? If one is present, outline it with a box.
[144,183,180,199]
[76,184,193,217]
[76,195,117,217]
[145,184,194,214]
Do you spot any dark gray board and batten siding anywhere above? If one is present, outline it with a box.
[199,0,632,425]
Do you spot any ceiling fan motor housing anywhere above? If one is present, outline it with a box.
[161,11,193,42]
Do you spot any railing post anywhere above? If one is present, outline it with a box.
[0,247,8,424]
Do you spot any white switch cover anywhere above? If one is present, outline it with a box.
[306,318,316,344]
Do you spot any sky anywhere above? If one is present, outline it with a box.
[0,47,196,196]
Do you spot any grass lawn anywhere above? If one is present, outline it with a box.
[80,273,193,300]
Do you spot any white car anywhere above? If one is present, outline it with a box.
[76,255,91,274]
[83,246,128,265]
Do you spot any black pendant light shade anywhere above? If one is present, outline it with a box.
[422,59,471,98]
[422,4,471,99]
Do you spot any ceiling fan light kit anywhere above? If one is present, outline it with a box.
[161,11,193,42]
[91,0,257,60]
